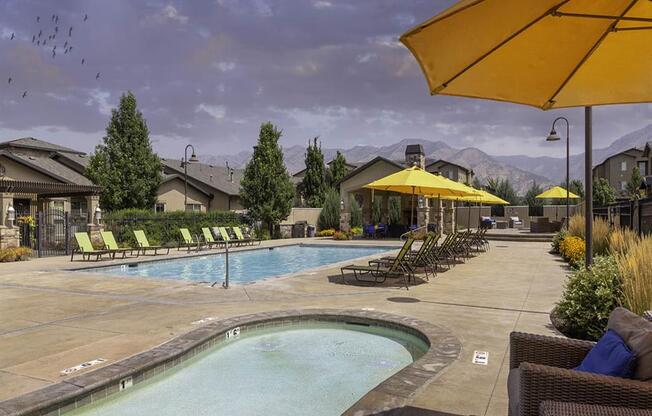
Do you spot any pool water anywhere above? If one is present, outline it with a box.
[65,322,427,416]
[82,244,390,284]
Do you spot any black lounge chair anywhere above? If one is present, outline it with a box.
[340,238,415,288]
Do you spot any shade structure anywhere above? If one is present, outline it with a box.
[400,0,652,264]
[364,166,474,227]
[535,186,580,200]
[459,189,510,205]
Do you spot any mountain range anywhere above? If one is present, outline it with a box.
[203,124,652,195]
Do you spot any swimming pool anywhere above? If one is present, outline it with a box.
[64,321,428,416]
[81,244,391,284]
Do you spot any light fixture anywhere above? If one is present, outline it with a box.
[94,206,102,222]
[6,205,15,222]
[189,152,199,163]
[546,129,561,141]
[340,199,345,210]
[418,196,425,208]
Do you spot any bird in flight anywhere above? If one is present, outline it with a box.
[96,72,100,80]
[32,35,35,43]
[54,26,58,33]
[10,33,14,40]
[81,58,85,65]
[22,91,27,98]
[38,30,42,38]
[36,40,40,46]
[84,14,88,22]
[52,50,56,58]
[36,16,40,23]
[8,77,12,84]
[68,27,72,37]
[51,14,55,21]
[64,41,68,48]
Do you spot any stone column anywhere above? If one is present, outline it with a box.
[443,200,456,234]
[340,212,351,232]
[416,207,430,229]
[0,192,19,248]
[86,195,104,246]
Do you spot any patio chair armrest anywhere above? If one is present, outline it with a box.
[518,363,652,416]
[510,332,593,370]
[539,401,652,416]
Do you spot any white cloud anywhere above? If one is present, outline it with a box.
[195,103,226,120]
[213,61,237,72]
[368,35,402,49]
[142,4,188,26]
[313,1,333,9]
[357,53,376,64]
[216,0,273,17]
[86,89,112,117]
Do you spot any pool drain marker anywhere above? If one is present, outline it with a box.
[60,358,107,376]
[225,327,240,340]
[472,351,489,365]
[119,376,133,391]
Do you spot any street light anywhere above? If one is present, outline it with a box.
[546,117,570,229]
[182,144,199,209]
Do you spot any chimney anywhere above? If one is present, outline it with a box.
[225,161,230,175]
[229,169,234,183]
[405,144,425,169]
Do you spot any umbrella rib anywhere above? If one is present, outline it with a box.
[544,0,639,108]
[429,0,571,94]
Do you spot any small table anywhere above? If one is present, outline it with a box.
[496,221,508,229]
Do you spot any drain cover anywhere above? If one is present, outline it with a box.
[386,297,421,303]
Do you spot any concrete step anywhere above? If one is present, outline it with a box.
[485,234,553,242]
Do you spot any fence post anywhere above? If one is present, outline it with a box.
[64,211,70,255]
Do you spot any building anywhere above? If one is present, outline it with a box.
[337,144,471,232]
[426,159,474,184]
[593,146,650,198]
[0,138,102,249]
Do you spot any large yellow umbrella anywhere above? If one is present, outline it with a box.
[437,188,509,230]
[536,186,580,222]
[400,0,652,264]
[364,166,474,226]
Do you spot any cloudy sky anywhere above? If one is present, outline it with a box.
[1,0,651,160]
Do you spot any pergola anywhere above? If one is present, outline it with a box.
[0,179,102,198]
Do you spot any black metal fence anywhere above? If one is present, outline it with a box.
[18,210,88,257]
[594,197,652,236]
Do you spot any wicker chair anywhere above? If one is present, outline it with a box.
[539,401,652,416]
[508,330,652,416]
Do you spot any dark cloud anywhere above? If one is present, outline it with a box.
[1,0,650,159]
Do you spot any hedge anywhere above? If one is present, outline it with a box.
[103,209,246,247]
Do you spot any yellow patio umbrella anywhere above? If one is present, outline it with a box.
[400,0,652,264]
[364,166,474,227]
[437,187,509,230]
[536,186,580,222]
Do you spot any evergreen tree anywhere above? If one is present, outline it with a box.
[388,197,402,225]
[86,91,162,211]
[593,178,617,206]
[485,177,519,204]
[349,196,362,228]
[471,177,484,190]
[626,166,644,199]
[524,181,544,207]
[240,122,294,234]
[568,179,584,200]
[302,137,326,207]
[317,188,341,230]
[327,151,348,188]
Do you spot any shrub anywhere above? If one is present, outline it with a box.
[316,229,335,237]
[555,255,623,340]
[351,226,362,236]
[609,227,638,257]
[103,209,244,246]
[333,231,351,240]
[318,189,341,231]
[616,235,652,315]
[388,197,401,225]
[566,214,609,256]
[568,214,585,238]
[0,247,33,262]
[254,227,271,241]
[371,198,382,224]
[349,197,363,228]
[551,230,567,254]
[559,236,585,267]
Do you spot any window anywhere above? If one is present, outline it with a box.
[447,170,454,179]
[621,161,627,172]
[70,198,88,215]
[155,203,165,213]
[185,204,202,212]
[621,181,627,191]
[53,201,65,213]
[638,161,648,176]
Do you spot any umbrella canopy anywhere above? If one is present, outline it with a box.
[536,186,580,199]
[363,166,473,198]
[400,0,652,109]
[400,0,652,264]
[459,189,510,205]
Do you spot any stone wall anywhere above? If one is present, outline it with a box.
[0,226,19,249]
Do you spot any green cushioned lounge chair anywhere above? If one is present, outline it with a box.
[71,232,112,261]
[232,226,255,246]
[217,227,239,246]
[133,230,170,256]
[179,228,204,251]
[340,238,415,289]
[201,227,223,249]
[100,231,134,258]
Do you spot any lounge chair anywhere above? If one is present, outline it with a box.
[370,233,439,280]
[179,228,204,251]
[201,227,223,249]
[217,226,240,246]
[340,238,415,288]
[233,226,261,246]
[509,216,523,228]
[133,230,170,256]
[71,232,112,261]
[100,231,134,258]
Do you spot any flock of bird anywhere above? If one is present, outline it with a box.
[5,12,99,100]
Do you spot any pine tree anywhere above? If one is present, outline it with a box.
[317,188,341,230]
[86,91,162,211]
[327,151,348,188]
[240,122,294,234]
[626,166,644,199]
[485,177,519,204]
[568,179,584,200]
[524,181,544,207]
[302,137,326,207]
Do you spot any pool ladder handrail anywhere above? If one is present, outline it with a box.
[400,225,428,241]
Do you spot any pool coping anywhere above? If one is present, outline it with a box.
[0,309,462,416]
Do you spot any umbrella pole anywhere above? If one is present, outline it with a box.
[585,106,593,266]
[468,202,471,231]
[411,186,415,228]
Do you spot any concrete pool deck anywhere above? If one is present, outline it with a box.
[0,238,568,415]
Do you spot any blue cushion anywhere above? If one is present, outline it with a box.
[575,330,636,378]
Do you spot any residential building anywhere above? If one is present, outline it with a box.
[592,146,649,198]
[426,159,474,184]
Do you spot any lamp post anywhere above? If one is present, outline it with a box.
[546,117,570,229]
[182,144,199,210]
[6,204,15,226]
